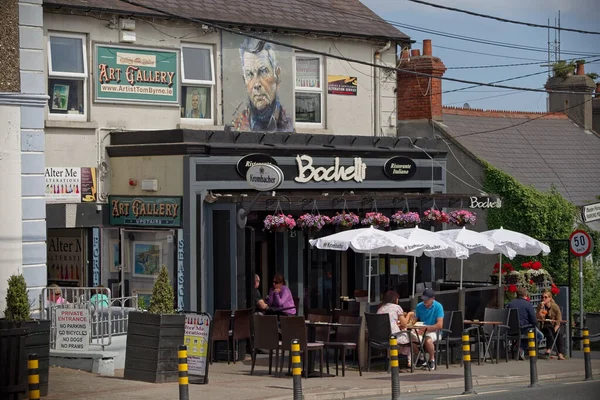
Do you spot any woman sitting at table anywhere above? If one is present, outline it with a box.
[266,273,296,316]
[377,290,416,368]
[536,289,565,360]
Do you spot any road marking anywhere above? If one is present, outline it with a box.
[434,390,508,399]
[563,380,596,385]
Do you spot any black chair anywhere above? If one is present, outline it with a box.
[481,308,509,363]
[279,316,324,378]
[505,308,544,360]
[436,310,466,369]
[364,312,392,372]
[232,308,252,364]
[210,309,232,364]
[324,316,362,377]
[333,309,355,323]
[306,314,332,343]
[250,315,280,375]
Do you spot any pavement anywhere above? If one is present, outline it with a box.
[43,351,600,400]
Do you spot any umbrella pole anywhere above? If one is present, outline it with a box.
[460,259,464,290]
[367,252,372,304]
[498,254,502,287]
[412,256,417,298]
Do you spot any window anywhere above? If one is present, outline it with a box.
[294,54,323,126]
[181,44,214,121]
[47,33,87,119]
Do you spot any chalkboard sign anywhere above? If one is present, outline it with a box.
[184,312,212,384]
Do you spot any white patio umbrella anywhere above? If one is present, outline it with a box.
[389,226,469,298]
[309,226,425,303]
[437,227,517,289]
[481,227,551,287]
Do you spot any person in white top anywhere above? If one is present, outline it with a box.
[377,290,417,368]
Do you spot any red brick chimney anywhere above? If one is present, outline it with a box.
[397,39,446,121]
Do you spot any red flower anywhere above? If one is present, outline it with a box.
[529,280,534,285]
[508,284,517,293]
[521,261,533,269]
[532,261,542,270]
[551,286,560,295]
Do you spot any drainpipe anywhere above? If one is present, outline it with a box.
[374,41,392,137]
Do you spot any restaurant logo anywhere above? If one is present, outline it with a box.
[469,197,502,209]
[246,164,283,191]
[109,196,182,227]
[383,156,417,180]
[236,153,278,178]
[95,45,178,104]
[294,155,367,183]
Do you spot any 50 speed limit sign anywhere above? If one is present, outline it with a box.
[569,230,593,257]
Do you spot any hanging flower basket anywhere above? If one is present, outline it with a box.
[331,212,359,230]
[391,211,421,228]
[296,213,331,231]
[361,212,390,229]
[448,209,477,227]
[263,214,296,232]
[422,209,449,225]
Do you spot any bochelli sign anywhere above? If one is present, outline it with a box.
[246,164,283,191]
[383,156,416,180]
[468,196,502,209]
[294,155,367,183]
[95,45,178,105]
[109,196,182,227]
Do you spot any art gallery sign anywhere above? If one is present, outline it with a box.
[95,44,178,105]
[109,196,183,227]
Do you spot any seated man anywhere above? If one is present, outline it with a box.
[413,288,444,370]
[253,274,268,314]
[507,287,544,360]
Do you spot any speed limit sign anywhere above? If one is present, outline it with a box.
[570,230,593,257]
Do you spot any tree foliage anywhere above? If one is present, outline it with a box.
[484,164,600,312]
[148,266,176,315]
[4,274,31,321]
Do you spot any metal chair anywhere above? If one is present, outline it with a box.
[481,308,509,363]
[210,309,232,364]
[306,314,332,343]
[436,310,466,368]
[279,316,324,378]
[250,315,280,375]
[232,308,252,364]
[324,315,362,377]
[364,312,393,372]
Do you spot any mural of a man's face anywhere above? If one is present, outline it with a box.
[242,50,280,111]
[191,93,200,110]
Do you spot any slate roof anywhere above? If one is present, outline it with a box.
[439,107,600,206]
[43,0,409,41]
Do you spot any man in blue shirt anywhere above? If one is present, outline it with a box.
[507,287,544,360]
[412,288,444,370]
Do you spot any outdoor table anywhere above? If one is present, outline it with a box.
[405,324,431,372]
[538,319,568,357]
[463,320,502,364]
[304,321,361,378]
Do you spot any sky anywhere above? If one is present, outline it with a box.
[362,0,600,112]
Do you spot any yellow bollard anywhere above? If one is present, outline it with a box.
[28,353,40,400]
[178,345,189,400]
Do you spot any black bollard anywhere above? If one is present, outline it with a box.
[389,335,401,400]
[291,339,304,400]
[528,329,539,387]
[178,345,190,400]
[462,330,476,394]
[583,328,593,381]
[28,353,40,400]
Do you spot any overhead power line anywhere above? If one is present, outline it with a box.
[117,0,596,96]
[408,0,600,35]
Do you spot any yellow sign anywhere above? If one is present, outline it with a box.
[378,257,409,275]
[184,314,210,376]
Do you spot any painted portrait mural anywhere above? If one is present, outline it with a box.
[223,33,294,132]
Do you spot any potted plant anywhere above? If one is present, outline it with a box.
[422,208,449,225]
[331,212,359,230]
[296,213,331,231]
[263,213,296,232]
[361,211,390,229]
[124,266,185,383]
[391,211,420,228]
[1,274,51,398]
[448,209,477,227]
[552,60,576,78]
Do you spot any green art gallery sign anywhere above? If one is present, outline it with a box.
[109,196,183,227]
[95,45,178,105]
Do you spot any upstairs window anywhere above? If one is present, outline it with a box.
[181,44,214,122]
[47,33,87,119]
[294,54,323,127]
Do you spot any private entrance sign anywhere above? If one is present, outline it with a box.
[55,308,90,351]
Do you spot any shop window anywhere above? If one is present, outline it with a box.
[47,33,87,120]
[181,44,214,122]
[294,54,323,127]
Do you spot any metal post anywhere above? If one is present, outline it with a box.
[583,328,593,381]
[389,336,401,400]
[579,256,584,351]
[462,330,475,394]
[528,329,539,387]
[292,339,304,400]
[178,345,189,400]
[28,353,40,400]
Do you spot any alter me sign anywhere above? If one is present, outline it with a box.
[55,308,90,351]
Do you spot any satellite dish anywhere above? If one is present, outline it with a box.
[463,103,471,109]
